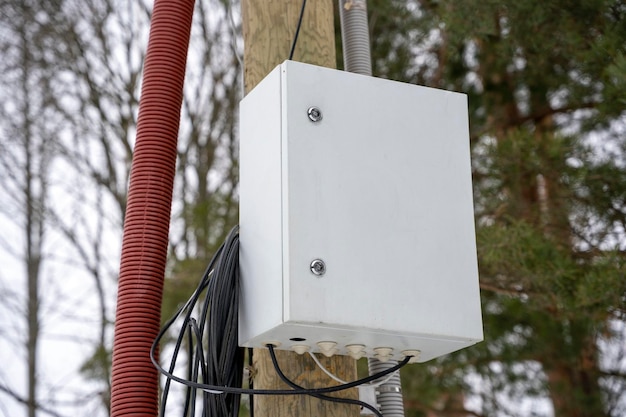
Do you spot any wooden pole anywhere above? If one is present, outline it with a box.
[241,1,359,416]
[242,0,336,91]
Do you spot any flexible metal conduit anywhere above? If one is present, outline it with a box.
[338,1,404,416]
[338,0,372,76]
[110,0,194,415]
[368,359,405,417]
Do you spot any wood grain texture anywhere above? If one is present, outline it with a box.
[242,0,337,92]
[253,349,359,417]
[241,1,358,416]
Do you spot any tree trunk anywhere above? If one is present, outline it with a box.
[21,8,42,415]
[545,323,606,417]
[241,1,359,416]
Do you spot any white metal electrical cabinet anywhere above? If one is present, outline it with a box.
[239,61,483,363]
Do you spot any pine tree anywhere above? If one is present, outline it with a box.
[365,1,626,416]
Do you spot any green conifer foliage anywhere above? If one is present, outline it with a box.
[364,1,626,416]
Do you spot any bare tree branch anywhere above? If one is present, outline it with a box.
[0,384,66,417]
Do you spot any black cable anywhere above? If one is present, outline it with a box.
[248,348,254,417]
[288,0,307,60]
[189,318,208,417]
[158,282,205,417]
[152,334,410,395]
[153,226,243,417]
[183,328,194,416]
[203,226,243,417]
[151,224,413,416]
[267,345,384,417]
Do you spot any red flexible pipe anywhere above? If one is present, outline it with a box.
[110,0,194,415]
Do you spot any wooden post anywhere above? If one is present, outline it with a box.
[241,1,359,416]
[242,0,336,91]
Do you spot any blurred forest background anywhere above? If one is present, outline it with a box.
[0,0,624,416]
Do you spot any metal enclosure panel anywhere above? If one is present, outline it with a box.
[239,61,483,362]
[238,66,284,343]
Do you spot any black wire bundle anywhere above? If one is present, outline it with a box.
[152,226,243,417]
[204,226,243,417]
[151,225,413,417]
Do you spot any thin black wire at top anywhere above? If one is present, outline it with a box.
[288,0,307,60]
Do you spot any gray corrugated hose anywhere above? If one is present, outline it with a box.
[368,358,405,417]
[338,1,405,416]
[338,0,372,76]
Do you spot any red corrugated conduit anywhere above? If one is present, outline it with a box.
[110,0,195,415]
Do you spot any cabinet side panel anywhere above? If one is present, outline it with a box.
[239,67,284,345]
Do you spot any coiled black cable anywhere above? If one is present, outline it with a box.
[151,225,412,417]
[153,226,243,417]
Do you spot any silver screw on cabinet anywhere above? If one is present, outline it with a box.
[307,107,323,122]
[310,259,326,276]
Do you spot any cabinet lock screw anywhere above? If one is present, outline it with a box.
[310,259,326,276]
[307,107,323,122]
